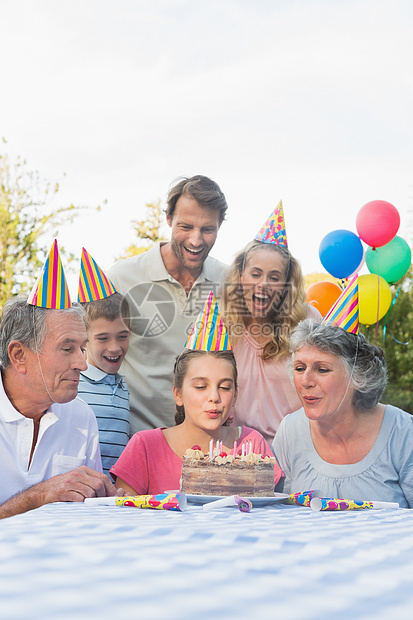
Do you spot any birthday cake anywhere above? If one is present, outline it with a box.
[180,447,276,497]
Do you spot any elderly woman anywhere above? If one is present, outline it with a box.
[272,318,413,508]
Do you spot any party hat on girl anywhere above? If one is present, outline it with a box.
[322,274,359,334]
[27,239,72,309]
[255,199,288,247]
[77,247,117,302]
[185,291,232,351]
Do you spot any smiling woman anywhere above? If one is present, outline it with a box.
[272,318,413,508]
[222,240,321,444]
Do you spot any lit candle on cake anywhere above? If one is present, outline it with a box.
[249,440,253,455]
[233,440,237,456]
[209,439,213,460]
[241,443,245,461]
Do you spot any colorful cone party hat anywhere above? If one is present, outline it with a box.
[77,248,117,303]
[322,274,359,334]
[185,291,232,351]
[27,240,72,309]
[255,199,288,247]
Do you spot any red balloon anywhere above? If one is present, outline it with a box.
[356,200,400,248]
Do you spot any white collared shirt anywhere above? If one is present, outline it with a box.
[0,373,102,504]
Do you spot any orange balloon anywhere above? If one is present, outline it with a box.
[306,281,343,317]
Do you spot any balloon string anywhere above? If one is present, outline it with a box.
[375,273,380,345]
[391,335,409,346]
[383,286,407,345]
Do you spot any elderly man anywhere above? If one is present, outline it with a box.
[108,175,228,434]
[0,297,116,519]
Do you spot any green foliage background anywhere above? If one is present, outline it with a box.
[359,267,413,414]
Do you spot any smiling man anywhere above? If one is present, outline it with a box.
[108,175,229,434]
[0,297,116,519]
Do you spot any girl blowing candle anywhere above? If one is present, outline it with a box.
[110,350,282,495]
[111,293,283,495]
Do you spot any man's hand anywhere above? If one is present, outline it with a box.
[40,466,117,504]
[0,466,116,520]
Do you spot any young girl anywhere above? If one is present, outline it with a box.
[223,239,321,445]
[110,349,283,495]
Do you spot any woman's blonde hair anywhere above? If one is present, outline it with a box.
[223,240,308,361]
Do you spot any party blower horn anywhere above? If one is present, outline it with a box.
[203,495,252,513]
[310,498,399,512]
[84,493,187,511]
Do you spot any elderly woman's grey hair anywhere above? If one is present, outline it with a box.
[0,296,86,369]
[289,318,388,410]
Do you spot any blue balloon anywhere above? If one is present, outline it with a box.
[319,229,364,279]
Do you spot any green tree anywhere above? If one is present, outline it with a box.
[0,149,97,309]
[359,267,413,413]
[118,200,167,259]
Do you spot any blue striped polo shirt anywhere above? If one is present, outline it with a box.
[78,364,130,476]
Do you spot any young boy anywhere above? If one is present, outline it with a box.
[78,293,131,476]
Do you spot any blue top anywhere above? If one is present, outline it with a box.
[272,405,413,508]
[78,364,130,476]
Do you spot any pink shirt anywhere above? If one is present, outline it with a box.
[231,307,321,445]
[110,426,283,495]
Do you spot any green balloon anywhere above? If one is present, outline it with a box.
[366,236,412,283]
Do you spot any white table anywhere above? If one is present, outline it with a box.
[1,500,413,619]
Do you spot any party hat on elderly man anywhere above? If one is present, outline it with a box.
[322,274,359,334]
[27,239,72,309]
[77,247,117,302]
[185,291,232,351]
[255,199,288,248]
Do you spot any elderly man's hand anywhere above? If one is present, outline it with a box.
[0,467,117,520]
[41,466,117,504]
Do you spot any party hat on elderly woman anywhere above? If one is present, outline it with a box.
[185,291,232,351]
[77,248,117,302]
[322,274,359,334]
[27,239,72,309]
[255,199,288,248]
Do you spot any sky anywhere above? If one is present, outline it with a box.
[1,0,412,293]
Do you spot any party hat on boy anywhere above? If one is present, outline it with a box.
[77,247,117,303]
[322,274,359,334]
[255,199,288,247]
[185,291,232,351]
[27,239,72,309]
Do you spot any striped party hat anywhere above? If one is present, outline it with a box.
[27,240,72,309]
[185,291,232,351]
[78,248,117,302]
[322,274,359,334]
[255,200,288,247]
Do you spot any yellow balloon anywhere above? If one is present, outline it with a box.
[358,274,392,325]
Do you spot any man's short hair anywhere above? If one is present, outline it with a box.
[165,175,228,224]
[0,296,85,369]
[81,292,130,328]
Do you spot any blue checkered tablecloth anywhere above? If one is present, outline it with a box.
[1,501,413,619]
